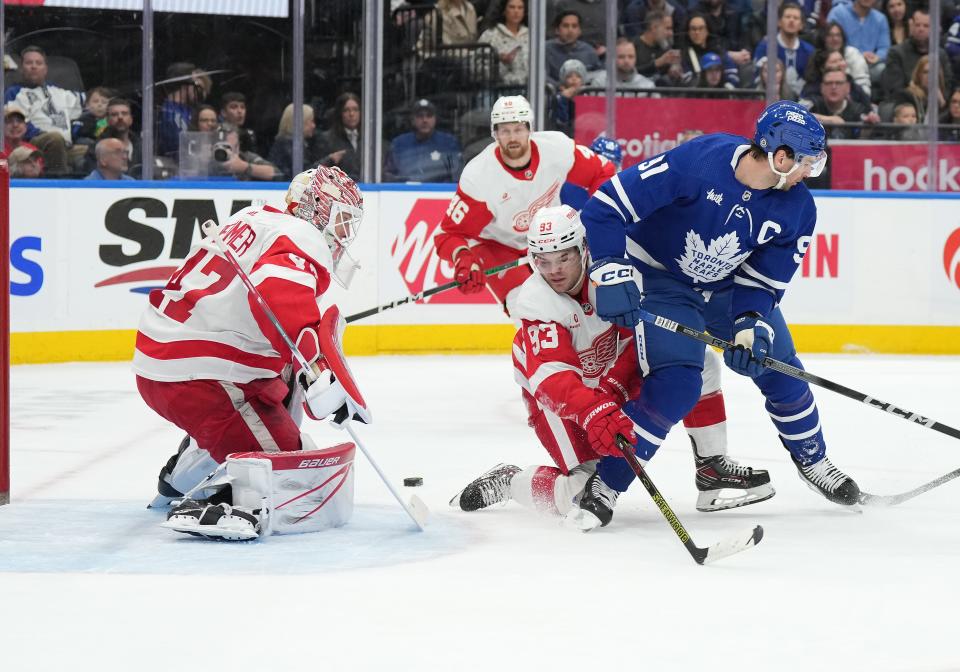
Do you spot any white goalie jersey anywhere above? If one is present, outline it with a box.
[133,204,333,384]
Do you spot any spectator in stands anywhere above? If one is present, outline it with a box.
[752,2,815,97]
[826,0,890,84]
[220,92,256,154]
[634,11,683,83]
[385,99,463,182]
[548,0,607,54]
[317,92,362,181]
[939,87,960,140]
[806,67,880,137]
[818,22,872,97]
[624,0,687,41]
[902,55,947,121]
[682,14,740,86]
[7,145,44,178]
[419,0,479,50]
[191,105,219,132]
[479,0,529,86]
[103,98,141,176]
[546,10,601,82]
[882,8,954,99]
[3,46,84,176]
[756,57,797,100]
[158,62,211,159]
[696,51,736,90]
[885,0,909,47]
[84,138,135,180]
[3,103,42,160]
[551,59,587,136]
[72,86,115,147]
[267,103,322,180]
[588,38,658,92]
[211,124,278,181]
[803,49,872,106]
[695,0,750,67]
[887,99,927,139]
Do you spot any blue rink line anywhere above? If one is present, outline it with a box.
[0,500,469,575]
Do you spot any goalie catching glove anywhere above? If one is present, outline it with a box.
[300,306,372,426]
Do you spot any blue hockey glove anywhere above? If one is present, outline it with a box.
[588,258,641,328]
[724,312,774,377]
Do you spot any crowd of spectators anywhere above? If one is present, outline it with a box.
[5,0,960,183]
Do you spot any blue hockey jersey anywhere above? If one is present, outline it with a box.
[581,133,816,319]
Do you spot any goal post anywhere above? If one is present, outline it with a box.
[1,156,9,506]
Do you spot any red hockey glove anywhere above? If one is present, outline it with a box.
[454,248,485,294]
[596,375,631,405]
[580,399,636,457]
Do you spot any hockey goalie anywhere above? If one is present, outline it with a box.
[133,166,370,541]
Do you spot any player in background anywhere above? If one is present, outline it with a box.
[582,100,861,506]
[434,95,615,315]
[560,135,623,210]
[450,206,775,530]
[134,166,370,539]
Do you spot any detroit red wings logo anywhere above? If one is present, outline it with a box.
[512,180,561,233]
[577,327,619,377]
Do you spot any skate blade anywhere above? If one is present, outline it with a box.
[560,508,603,532]
[696,485,776,512]
[147,493,177,509]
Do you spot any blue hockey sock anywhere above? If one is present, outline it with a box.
[598,456,636,492]
[766,389,825,465]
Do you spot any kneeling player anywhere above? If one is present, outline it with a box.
[134,166,369,540]
[450,206,774,530]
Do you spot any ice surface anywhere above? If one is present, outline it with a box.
[3,355,960,671]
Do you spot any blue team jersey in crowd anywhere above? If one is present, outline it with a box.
[581,133,817,319]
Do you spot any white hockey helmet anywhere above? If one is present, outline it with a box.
[284,166,364,288]
[528,205,585,256]
[490,95,534,138]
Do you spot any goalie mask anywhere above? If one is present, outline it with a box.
[285,166,364,288]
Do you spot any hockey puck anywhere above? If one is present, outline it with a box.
[403,477,423,487]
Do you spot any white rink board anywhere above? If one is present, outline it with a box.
[8,184,960,335]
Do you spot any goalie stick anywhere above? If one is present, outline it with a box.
[201,219,428,531]
[345,257,529,323]
[637,308,960,442]
[616,436,763,565]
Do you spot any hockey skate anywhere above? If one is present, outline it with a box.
[563,472,618,531]
[163,495,263,542]
[449,464,521,511]
[693,441,776,512]
[793,455,861,507]
[148,435,190,509]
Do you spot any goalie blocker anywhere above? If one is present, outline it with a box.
[164,440,357,541]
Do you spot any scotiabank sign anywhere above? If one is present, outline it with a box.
[830,142,960,191]
[574,96,764,169]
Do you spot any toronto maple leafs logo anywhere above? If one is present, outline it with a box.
[675,230,752,284]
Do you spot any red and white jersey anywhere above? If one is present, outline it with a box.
[434,131,615,261]
[133,204,332,384]
[511,271,637,423]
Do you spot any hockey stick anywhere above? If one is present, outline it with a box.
[345,257,529,323]
[637,308,960,442]
[201,219,429,531]
[859,466,960,507]
[616,435,763,565]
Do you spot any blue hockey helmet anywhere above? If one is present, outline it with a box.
[754,100,827,183]
[590,135,623,169]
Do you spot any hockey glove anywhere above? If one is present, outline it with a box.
[453,248,485,294]
[724,312,774,378]
[580,398,637,457]
[588,258,641,328]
